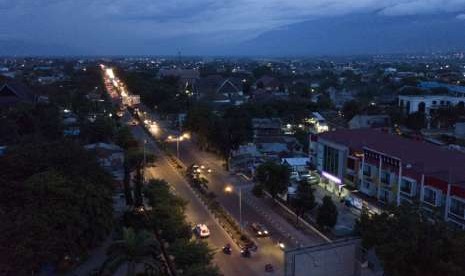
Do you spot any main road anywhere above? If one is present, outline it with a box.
[105,65,328,275]
[126,112,284,276]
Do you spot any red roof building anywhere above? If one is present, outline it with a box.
[311,128,465,229]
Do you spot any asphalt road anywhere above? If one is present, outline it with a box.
[127,115,281,276]
[135,109,328,272]
[167,138,326,245]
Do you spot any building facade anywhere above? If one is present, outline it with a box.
[310,129,465,228]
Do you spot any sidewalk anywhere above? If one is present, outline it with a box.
[313,184,359,236]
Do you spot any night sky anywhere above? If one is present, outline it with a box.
[1,0,465,55]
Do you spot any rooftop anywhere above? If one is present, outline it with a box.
[419,81,465,95]
[318,129,465,185]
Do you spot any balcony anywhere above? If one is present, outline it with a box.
[447,212,465,229]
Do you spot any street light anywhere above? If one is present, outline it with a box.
[224,184,242,231]
[143,139,147,184]
[167,133,190,159]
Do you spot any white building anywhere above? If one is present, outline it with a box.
[398,82,465,115]
[398,95,465,115]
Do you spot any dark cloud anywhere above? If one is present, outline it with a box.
[0,0,464,55]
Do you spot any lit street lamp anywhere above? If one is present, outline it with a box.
[143,139,147,183]
[225,184,242,231]
[167,133,190,159]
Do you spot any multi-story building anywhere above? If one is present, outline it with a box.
[310,129,465,228]
[398,81,465,115]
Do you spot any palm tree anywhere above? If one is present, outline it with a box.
[100,227,163,276]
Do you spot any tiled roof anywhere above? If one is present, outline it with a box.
[318,129,465,185]
[0,81,36,106]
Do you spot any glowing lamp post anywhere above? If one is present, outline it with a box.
[168,133,190,159]
[225,185,242,231]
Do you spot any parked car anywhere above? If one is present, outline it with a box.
[193,224,210,238]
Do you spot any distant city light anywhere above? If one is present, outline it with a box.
[105,68,115,79]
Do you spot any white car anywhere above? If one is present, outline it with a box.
[194,224,210,238]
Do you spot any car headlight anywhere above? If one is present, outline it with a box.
[264,230,268,234]
[258,231,262,235]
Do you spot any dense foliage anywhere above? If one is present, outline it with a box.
[291,180,316,222]
[184,104,252,158]
[316,196,338,229]
[121,71,187,114]
[101,228,163,276]
[142,179,220,275]
[0,103,63,145]
[255,161,291,199]
[358,205,465,276]
[0,140,114,274]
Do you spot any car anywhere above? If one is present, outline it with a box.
[129,120,138,126]
[243,240,258,252]
[193,224,210,238]
[250,222,269,237]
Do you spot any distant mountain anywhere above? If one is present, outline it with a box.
[235,13,465,56]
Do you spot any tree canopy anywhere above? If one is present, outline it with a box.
[316,196,338,229]
[358,205,465,276]
[255,161,290,199]
[0,140,114,274]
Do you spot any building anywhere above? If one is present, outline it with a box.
[310,129,465,228]
[252,118,283,139]
[285,239,377,276]
[282,157,310,173]
[348,115,390,129]
[255,75,281,91]
[398,81,465,115]
[306,112,329,134]
[195,75,246,106]
[229,144,262,174]
[0,81,37,107]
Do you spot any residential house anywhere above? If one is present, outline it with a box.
[252,118,283,139]
[348,115,390,129]
[255,75,281,91]
[229,144,262,174]
[196,75,246,106]
[0,81,37,108]
[282,157,310,181]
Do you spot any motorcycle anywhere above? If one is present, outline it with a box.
[222,244,232,255]
[240,247,251,258]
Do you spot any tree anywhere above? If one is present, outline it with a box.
[294,129,309,153]
[100,228,162,276]
[316,196,338,229]
[406,112,426,130]
[317,93,333,109]
[292,180,316,224]
[116,126,138,150]
[125,148,156,171]
[0,140,114,274]
[252,184,264,197]
[123,161,134,206]
[133,166,144,207]
[255,162,290,199]
[357,204,465,276]
[169,240,215,271]
[81,116,116,143]
[342,100,362,120]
